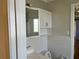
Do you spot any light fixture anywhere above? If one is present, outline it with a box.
[26,0,31,6]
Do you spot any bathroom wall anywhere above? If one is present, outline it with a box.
[26,0,71,58]
[26,0,75,59]
[26,0,51,52]
[48,0,71,59]
[48,1,79,59]
[27,35,48,52]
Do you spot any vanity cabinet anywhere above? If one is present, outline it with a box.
[39,9,52,29]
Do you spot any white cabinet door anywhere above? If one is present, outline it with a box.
[39,9,52,28]
[45,11,52,28]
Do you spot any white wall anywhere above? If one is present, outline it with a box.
[48,0,71,59]
[48,36,71,59]
[15,0,27,59]
[27,35,48,53]
[26,0,51,53]
[50,0,70,36]
[26,0,73,59]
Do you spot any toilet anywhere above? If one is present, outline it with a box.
[27,47,66,59]
[44,51,52,59]
[27,47,52,59]
[38,50,52,59]
[27,47,51,59]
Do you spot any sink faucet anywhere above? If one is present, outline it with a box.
[26,46,31,49]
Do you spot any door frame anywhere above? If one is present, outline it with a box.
[71,3,79,59]
[8,0,79,59]
[7,0,17,59]
[7,0,27,59]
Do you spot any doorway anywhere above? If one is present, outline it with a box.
[70,3,79,59]
[74,4,79,59]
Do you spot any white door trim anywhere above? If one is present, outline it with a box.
[15,0,27,59]
[7,0,27,59]
[7,0,17,59]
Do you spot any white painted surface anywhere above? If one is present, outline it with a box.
[50,0,70,36]
[40,29,48,35]
[70,4,75,59]
[48,0,71,59]
[48,36,70,59]
[7,0,17,59]
[27,35,48,53]
[39,9,52,29]
[26,8,51,53]
[15,0,27,59]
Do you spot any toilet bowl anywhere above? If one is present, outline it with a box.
[27,46,35,55]
[44,51,52,59]
[28,52,50,59]
[27,46,51,59]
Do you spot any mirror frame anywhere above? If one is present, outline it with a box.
[26,6,40,38]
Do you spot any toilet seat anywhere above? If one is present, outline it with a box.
[44,51,51,59]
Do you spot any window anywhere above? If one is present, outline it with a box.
[33,19,39,32]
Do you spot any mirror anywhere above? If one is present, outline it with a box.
[26,7,39,37]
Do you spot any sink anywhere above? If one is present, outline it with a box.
[27,47,35,55]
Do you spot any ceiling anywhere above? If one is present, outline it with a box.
[41,0,54,3]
